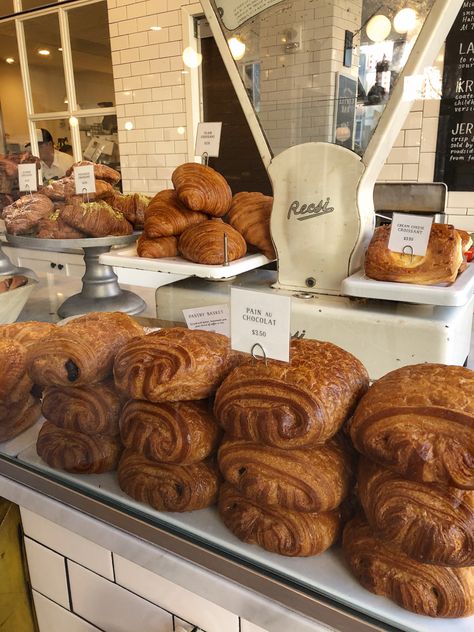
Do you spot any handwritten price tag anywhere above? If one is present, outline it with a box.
[230,287,291,362]
[388,213,433,257]
[183,303,230,336]
[73,164,96,195]
[17,163,38,192]
[195,122,222,158]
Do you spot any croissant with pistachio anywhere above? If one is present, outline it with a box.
[61,199,133,237]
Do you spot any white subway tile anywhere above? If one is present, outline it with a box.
[160,41,182,57]
[122,75,142,90]
[129,32,148,48]
[110,35,129,51]
[108,6,127,23]
[131,60,152,75]
[120,48,140,63]
[393,131,404,147]
[403,111,423,130]
[143,101,164,115]
[420,117,439,152]
[20,509,114,580]
[150,57,171,73]
[68,561,172,632]
[141,73,161,88]
[24,538,69,608]
[448,191,474,208]
[152,86,173,101]
[404,129,421,147]
[114,555,240,632]
[33,591,100,632]
[418,152,436,182]
[148,27,170,44]
[446,207,468,215]
[162,99,184,113]
[402,164,419,181]
[155,140,175,153]
[445,215,474,231]
[114,63,132,78]
[133,88,153,103]
[377,164,402,181]
[386,147,420,164]
[127,2,147,19]
[118,19,138,36]
[423,98,441,118]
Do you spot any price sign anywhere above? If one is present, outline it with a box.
[17,163,38,192]
[195,122,222,158]
[230,287,291,362]
[388,213,433,256]
[73,164,96,195]
[183,304,230,336]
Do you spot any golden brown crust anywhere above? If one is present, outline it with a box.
[36,421,122,473]
[136,234,178,258]
[0,339,31,403]
[343,516,474,617]
[109,193,151,229]
[2,193,54,234]
[215,339,369,448]
[0,321,56,347]
[27,312,144,387]
[218,436,351,512]
[0,276,28,293]
[65,161,121,185]
[227,191,275,259]
[178,220,247,264]
[61,199,133,237]
[120,399,221,464]
[0,396,40,442]
[219,483,340,556]
[117,449,220,511]
[365,223,463,285]
[42,380,123,436]
[36,211,86,239]
[348,363,474,488]
[172,163,232,217]
[114,327,241,402]
[41,177,114,201]
[358,458,474,567]
[144,189,207,237]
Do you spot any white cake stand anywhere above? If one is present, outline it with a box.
[6,233,146,318]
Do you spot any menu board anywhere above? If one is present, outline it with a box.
[435,1,474,190]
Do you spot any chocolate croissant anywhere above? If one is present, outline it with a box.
[61,199,133,237]
[348,363,474,488]
[218,437,351,512]
[343,516,474,618]
[27,312,144,387]
[215,339,369,448]
[0,339,30,401]
[66,161,121,185]
[178,220,247,265]
[0,396,41,443]
[172,163,232,217]
[358,458,474,567]
[144,189,207,237]
[136,234,178,258]
[37,421,122,474]
[365,223,464,285]
[114,327,240,402]
[120,399,221,464]
[42,380,123,436]
[227,192,275,259]
[117,449,220,511]
[219,483,340,557]
[0,322,56,347]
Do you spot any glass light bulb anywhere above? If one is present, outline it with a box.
[228,37,246,60]
[182,46,202,69]
[366,15,391,43]
[124,121,134,131]
[393,8,417,34]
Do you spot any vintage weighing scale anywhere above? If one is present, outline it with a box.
[103,0,472,379]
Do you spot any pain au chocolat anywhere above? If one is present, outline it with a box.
[42,380,123,436]
[37,421,122,474]
[358,458,474,567]
[219,483,340,557]
[218,437,351,513]
[0,338,32,403]
[117,449,220,512]
[364,223,464,285]
[144,189,207,238]
[0,321,56,347]
[172,163,232,217]
[348,363,474,488]
[343,516,474,618]
[0,396,41,442]
[27,312,144,388]
[214,339,368,448]
[114,327,242,402]
[120,399,221,464]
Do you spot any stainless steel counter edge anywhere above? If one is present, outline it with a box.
[0,458,391,632]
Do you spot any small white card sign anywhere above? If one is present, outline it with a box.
[231,287,291,362]
[183,304,230,336]
[195,122,222,158]
[388,213,433,256]
[73,164,96,195]
[17,163,38,192]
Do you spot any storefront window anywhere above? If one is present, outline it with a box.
[23,12,67,113]
[0,21,29,154]
[68,2,115,109]
[77,114,120,171]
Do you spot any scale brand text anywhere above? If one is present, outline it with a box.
[287,197,334,221]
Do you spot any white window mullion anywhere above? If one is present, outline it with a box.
[15,18,38,156]
[58,7,81,161]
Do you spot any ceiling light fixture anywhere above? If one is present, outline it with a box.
[69,116,78,127]
[150,26,162,31]
[393,8,417,34]
[366,14,391,43]
[38,48,51,56]
[5,57,14,64]
[182,46,202,69]
[124,121,134,131]
[228,37,246,60]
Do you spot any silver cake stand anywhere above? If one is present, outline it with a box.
[5,233,146,318]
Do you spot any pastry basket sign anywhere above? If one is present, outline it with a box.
[201,0,464,295]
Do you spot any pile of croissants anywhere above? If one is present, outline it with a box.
[1,161,151,238]
[1,314,473,620]
[138,162,275,263]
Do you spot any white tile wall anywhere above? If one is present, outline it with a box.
[20,508,114,579]
[24,538,70,609]
[33,591,101,632]
[114,554,240,632]
[68,560,173,632]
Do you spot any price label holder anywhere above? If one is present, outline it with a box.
[230,287,291,363]
[388,213,433,257]
[195,122,222,158]
[183,303,230,336]
[73,164,96,197]
[17,164,38,193]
